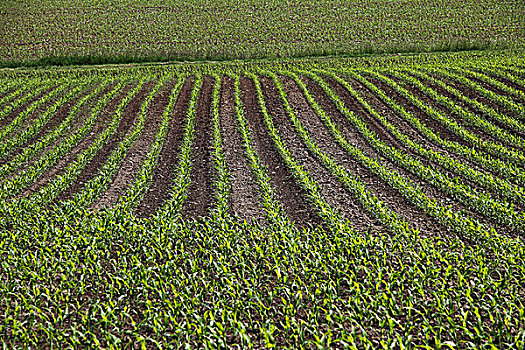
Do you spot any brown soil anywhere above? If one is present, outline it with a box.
[322,75,514,234]
[489,75,525,95]
[322,76,517,210]
[279,75,454,237]
[437,74,525,125]
[467,75,525,105]
[58,81,154,202]
[93,79,176,210]
[0,86,58,128]
[0,88,29,110]
[367,76,470,146]
[1,85,98,167]
[241,77,321,228]
[20,83,135,198]
[387,75,514,158]
[219,76,266,223]
[135,79,194,218]
[5,83,117,180]
[181,76,215,219]
[365,75,525,185]
[409,73,525,141]
[339,75,497,174]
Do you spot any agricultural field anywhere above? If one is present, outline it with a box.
[0,49,524,348]
[1,0,524,66]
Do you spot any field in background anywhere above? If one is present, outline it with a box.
[1,50,525,348]
[1,0,524,66]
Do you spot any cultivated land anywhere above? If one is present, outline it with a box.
[1,50,525,348]
[0,0,524,66]
[1,0,525,348]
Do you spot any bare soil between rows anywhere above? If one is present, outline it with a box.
[2,84,104,171]
[5,83,117,182]
[6,72,520,236]
[93,79,177,209]
[308,75,509,236]
[58,81,155,202]
[285,75,453,237]
[219,76,265,223]
[241,77,321,228]
[181,76,215,219]
[19,83,135,198]
[135,78,194,217]
[0,86,58,129]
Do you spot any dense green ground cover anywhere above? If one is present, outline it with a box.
[1,50,525,348]
[1,0,524,67]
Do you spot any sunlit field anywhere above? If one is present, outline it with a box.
[1,0,525,348]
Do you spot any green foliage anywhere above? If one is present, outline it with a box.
[1,0,523,67]
[1,51,525,348]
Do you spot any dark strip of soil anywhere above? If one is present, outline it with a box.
[19,83,135,199]
[58,81,155,202]
[489,75,525,95]
[134,79,194,218]
[0,85,97,166]
[93,79,177,210]
[181,76,215,219]
[339,75,494,174]
[340,74,525,209]
[367,76,470,147]
[0,86,58,129]
[332,75,517,236]
[6,84,117,179]
[323,76,517,210]
[435,74,525,123]
[386,75,514,158]
[279,75,454,237]
[466,75,525,105]
[408,73,525,141]
[0,88,29,110]
[241,77,321,228]
[219,76,265,223]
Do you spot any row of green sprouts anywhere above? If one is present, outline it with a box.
[0,60,524,348]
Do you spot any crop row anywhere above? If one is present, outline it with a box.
[1,67,525,236]
[1,60,525,347]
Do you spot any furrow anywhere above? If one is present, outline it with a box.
[114,77,186,214]
[19,83,134,198]
[217,76,265,223]
[241,76,320,229]
[153,76,203,221]
[93,79,176,210]
[387,70,525,152]
[181,76,215,219]
[58,81,154,202]
[279,74,449,236]
[2,83,118,180]
[61,76,174,211]
[298,70,524,235]
[351,70,525,187]
[134,78,193,218]
[319,70,525,211]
